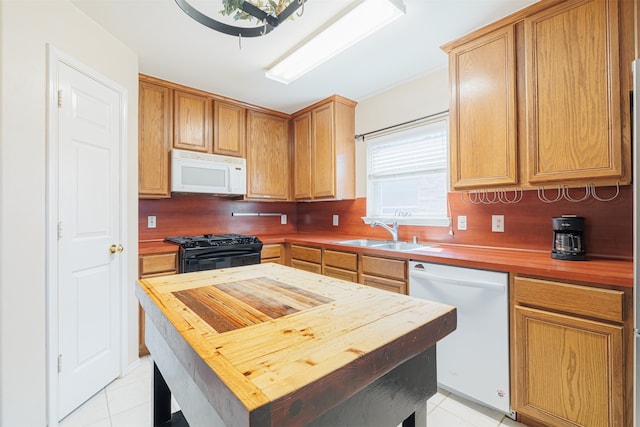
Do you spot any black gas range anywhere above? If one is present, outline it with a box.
[165,234,263,273]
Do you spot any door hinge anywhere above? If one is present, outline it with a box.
[58,90,62,108]
[57,221,62,240]
[58,354,62,373]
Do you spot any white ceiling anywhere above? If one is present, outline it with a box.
[71,0,537,114]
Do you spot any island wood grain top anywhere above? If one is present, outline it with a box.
[137,263,456,427]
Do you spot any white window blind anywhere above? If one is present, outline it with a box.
[365,114,449,225]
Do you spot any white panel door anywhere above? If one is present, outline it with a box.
[57,62,122,419]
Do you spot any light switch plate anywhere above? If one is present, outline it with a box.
[333,214,339,226]
[281,214,287,225]
[457,215,467,231]
[147,216,156,228]
[492,215,504,232]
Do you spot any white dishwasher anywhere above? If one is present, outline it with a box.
[409,261,513,417]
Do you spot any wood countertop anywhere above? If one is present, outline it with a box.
[139,241,180,255]
[137,263,456,427]
[260,233,633,288]
[139,233,633,288]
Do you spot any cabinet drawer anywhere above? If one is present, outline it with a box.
[514,276,624,323]
[361,255,406,281]
[139,252,177,276]
[291,245,322,264]
[291,259,322,274]
[261,244,282,260]
[324,266,358,283]
[324,249,357,271]
[361,275,406,294]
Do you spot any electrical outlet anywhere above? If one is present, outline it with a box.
[457,215,467,231]
[332,214,339,226]
[492,215,504,232]
[281,214,287,225]
[147,216,156,228]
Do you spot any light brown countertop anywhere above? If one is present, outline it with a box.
[263,233,633,288]
[139,233,633,288]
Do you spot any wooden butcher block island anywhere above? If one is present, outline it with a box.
[136,263,456,427]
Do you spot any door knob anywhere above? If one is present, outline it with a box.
[109,244,124,254]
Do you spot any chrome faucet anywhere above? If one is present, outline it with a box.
[371,220,399,241]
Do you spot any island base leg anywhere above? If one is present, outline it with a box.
[153,362,189,427]
[153,363,171,426]
[402,400,428,427]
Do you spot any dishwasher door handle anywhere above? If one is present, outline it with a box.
[410,269,506,291]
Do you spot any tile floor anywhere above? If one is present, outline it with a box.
[60,355,528,427]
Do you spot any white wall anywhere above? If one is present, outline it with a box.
[354,67,449,197]
[0,1,139,425]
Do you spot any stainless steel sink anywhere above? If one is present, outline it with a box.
[372,242,435,251]
[334,239,389,247]
[334,239,436,252]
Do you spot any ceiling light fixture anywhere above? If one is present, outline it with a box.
[265,0,406,85]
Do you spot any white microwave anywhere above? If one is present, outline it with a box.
[171,149,246,196]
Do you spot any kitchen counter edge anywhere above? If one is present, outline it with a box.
[139,234,632,288]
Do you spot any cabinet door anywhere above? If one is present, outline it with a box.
[324,266,358,283]
[293,112,312,200]
[290,245,322,264]
[214,100,245,157]
[174,90,212,153]
[246,110,290,200]
[448,25,517,189]
[291,259,322,274]
[261,243,282,264]
[525,0,622,183]
[361,275,406,294]
[138,253,178,356]
[360,255,406,282]
[139,81,172,198]
[139,252,178,276]
[514,305,624,427]
[312,102,336,198]
[324,249,357,271]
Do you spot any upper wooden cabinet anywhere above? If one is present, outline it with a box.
[447,26,517,189]
[442,0,633,190]
[292,95,357,200]
[138,75,356,201]
[173,89,212,153]
[139,80,172,198]
[246,109,290,200]
[214,100,245,157]
[292,112,313,199]
[525,0,622,184]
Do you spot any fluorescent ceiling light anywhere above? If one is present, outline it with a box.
[265,0,406,84]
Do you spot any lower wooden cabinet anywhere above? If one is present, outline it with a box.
[138,252,178,356]
[287,246,407,293]
[323,249,358,282]
[261,243,283,264]
[290,245,322,274]
[360,255,407,294]
[291,259,321,274]
[360,274,406,294]
[513,276,627,427]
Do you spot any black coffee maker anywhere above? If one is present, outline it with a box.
[551,216,586,260]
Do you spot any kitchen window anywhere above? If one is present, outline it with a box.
[364,113,449,226]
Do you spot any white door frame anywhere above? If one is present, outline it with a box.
[45,45,129,426]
